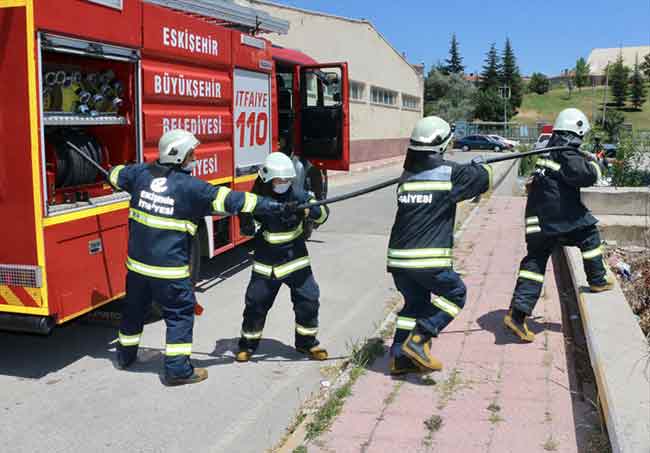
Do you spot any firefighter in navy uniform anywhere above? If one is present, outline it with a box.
[504,108,614,343]
[235,152,329,362]
[388,116,493,374]
[109,129,288,386]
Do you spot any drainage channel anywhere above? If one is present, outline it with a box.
[552,250,613,452]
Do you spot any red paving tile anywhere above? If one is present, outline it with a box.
[305,197,581,452]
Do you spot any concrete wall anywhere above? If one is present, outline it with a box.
[248,0,424,162]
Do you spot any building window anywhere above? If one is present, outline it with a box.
[350,81,365,101]
[402,94,421,111]
[370,86,397,106]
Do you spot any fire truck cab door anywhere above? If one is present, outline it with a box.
[294,63,349,171]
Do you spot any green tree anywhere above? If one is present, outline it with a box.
[473,89,502,122]
[595,109,625,142]
[609,52,630,107]
[640,53,650,79]
[528,72,550,94]
[574,57,591,91]
[423,69,476,122]
[480,43,500,92]
[629,54,647,110]
[499,38,523,112]
[445,33,465,74]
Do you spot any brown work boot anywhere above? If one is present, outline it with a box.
[504,309,535,342]
[401,331,442,371]
[297,345,329,361]
[590,274,615,293]
[390,355,425,375]
[163,368,208,387]
[235,349,252,362]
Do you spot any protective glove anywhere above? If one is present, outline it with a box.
[280,201,301,224]
[471,155,485,164]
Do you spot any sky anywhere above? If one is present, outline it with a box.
[268,0,650,76]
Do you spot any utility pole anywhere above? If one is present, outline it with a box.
[602,62,610,126]
[500,85,510,137]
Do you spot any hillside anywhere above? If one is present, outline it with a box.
[517,85,650,130]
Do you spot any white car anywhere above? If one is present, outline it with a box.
[534,133,552,150]
[488,134,519,149]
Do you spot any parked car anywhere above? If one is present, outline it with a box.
[602,143,617,158]
[534,133,552,150]
[455,134,507,152]
[488,134,518,149]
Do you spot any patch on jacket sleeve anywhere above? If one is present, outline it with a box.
[409,166,452,182]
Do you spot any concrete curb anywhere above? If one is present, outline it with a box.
[562,246,650,453]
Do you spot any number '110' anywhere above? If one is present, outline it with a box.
[236,112,268,147]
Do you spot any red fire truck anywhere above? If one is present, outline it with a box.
[0,0,349,334]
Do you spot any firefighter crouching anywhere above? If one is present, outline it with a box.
[235,152,330,362]
[504,108,614,343]
[388,116,493,374]
[109,129,289,386]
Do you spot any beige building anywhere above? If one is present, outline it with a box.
[587,46,650,83]
[245,0,424,162]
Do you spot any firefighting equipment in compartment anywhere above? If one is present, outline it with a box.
[258,152,297,183]
[42,68,124,115]
[408,115,454,153]
[158,129,200,165]
[47,128,104,188]
[236,176,329,362]
[110,156,288,383]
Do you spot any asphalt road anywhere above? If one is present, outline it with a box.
[0,151,514,453]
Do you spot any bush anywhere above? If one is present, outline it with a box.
[528,72,550,95]
[594,109,626,142]
[517,144,538,176]
[611,135,650,186]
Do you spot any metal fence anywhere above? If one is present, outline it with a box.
[454,121,550,145]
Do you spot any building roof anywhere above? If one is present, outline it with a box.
[587,46,650,75]
[248,0,422,77]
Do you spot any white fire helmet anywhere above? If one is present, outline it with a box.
[258,152,296,183]
[553,108,591,137]
[408,116,454,153]
[158,129,200,165]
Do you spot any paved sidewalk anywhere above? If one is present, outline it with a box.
[307,196,587,453]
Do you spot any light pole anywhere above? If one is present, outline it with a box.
[500,85,511,137]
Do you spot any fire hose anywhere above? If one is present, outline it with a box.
[295,146,575,210]
[66,141,205,316]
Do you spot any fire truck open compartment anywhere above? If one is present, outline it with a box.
[38,33,141,215]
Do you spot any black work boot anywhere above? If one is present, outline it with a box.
[163,368,208,387]
[390,355,425,375]
[236,336,260,362]
[401,328,442,371]
[504,308,535,342]
[589,274,614,293]
[296,345,329,360]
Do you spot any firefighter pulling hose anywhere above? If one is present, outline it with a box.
[294,146,579,211]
